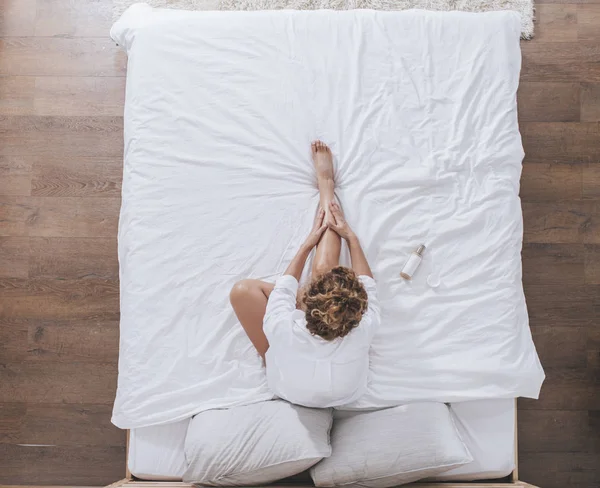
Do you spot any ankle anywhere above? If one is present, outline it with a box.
[316,165,334,180]
[317,176,335,190]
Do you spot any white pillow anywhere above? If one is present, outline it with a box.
[183,400,332,486]
[311,403,472,487]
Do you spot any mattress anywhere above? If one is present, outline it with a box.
[438,399,516,480]
[110,4,544,429]
[128,418,189,481]
[128,399,515,481]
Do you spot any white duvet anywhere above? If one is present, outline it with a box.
[111,4,544,428]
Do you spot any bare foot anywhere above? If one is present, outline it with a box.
[311,140,336,226]
[311,140,334,181]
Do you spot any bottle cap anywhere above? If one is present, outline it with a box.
[416,244,426,255]
[427,274,440,288]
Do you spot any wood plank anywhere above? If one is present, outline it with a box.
[521,122,600,164]
[0,403,124,447]
[34,0,113,37]
[578,4,600,42]
[534,4,578,43]
[0,156,31,196]
[522,202,600,244]
[34,77,125,117]
[584,244,600,283]
[0,444,125,486]
[520,42,600,83]
[0,38,125,77]
[0,76,35,115]
[29,237,118,279]
[0,322,27,362]
[0,116,123,158]
[0,197,120,237]
[522,243,585,285]
[518,410,591,452]
[581,83,600,121]
[116,484,191,488]
[582,163,600,199]
[519,368,598,410]
[0,0,37,36]
[104,481,130,488]
[520,163,581,202]
[0,278,119,322]
[26,321,119,363]
[0,362,118,404]
[589,324,600,377]
[0,196,32,236]
[524,284,599,328]
[0,403,27,443]
[518,83,580,122]
[119,484,192,488]
[531,326,587,368]
[31,156,122,197]
[589,410,600,451]
[0,237,29,278]
[518,452,600,488]
[1,77,126,117]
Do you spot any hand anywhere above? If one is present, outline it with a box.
[303,208,328,250]
[327,202,356,241]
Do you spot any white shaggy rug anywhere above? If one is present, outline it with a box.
[113,0,534,38]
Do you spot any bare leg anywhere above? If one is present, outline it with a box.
[230,279,274,359]
[311,140,341,276]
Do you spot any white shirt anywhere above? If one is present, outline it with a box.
[263,274,380,408]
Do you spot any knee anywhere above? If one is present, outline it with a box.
[313,263,331,277]
[229,279,253,305]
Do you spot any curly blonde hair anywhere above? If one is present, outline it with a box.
[302,266,368,341]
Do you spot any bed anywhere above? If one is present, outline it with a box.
[126,399,517,482]
[108,4,543,488]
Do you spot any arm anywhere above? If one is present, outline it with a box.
[264,210,326,340]
[283,208,327,281]
[283,244,313,281]
[347,235,373,278]
[328,202,373,278]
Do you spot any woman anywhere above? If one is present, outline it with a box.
[230,141,380,408]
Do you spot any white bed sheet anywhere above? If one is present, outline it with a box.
[128,399,516,481]
[438,399,516,481]
[128,419,189,480]
[111,4,544,429]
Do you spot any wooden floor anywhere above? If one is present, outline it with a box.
[0,1,599,487]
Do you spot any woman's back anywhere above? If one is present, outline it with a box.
[263,274,380,408]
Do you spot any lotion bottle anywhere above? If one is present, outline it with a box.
[400,244,426,280]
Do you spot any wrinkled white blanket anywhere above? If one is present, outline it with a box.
[111,4,544,428]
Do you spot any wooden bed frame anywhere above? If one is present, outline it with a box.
[107,400,539,488]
